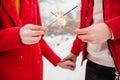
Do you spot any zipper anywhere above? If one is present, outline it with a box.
[114,59,120,80]
[108,41,120,80]
[115,69,120,80]
[103,0,120,79]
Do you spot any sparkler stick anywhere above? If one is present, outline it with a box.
[50,11,57,17]
[47,20,57,26]
[50,5,78,17]
[63,5,78,16]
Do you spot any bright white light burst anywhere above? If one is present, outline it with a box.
[56,14,67,26]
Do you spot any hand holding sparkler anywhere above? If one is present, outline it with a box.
[20,24,48,45]
[74,23,112,44]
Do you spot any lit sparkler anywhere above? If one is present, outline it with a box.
[48,5,78,27]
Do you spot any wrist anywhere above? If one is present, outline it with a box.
[103,23,113,40]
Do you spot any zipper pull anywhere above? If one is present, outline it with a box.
[115,71,120,80]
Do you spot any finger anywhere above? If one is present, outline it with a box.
[59,61,76,71]
[61,55,71,61]
[67,61,76,66]
[30,36,41,43]
[82,39,97,44]
[66,66,75,71]
[21,37,41,45]
[78,35,89,40]
[71,58,77,63]
[73,28,88,35]
[27,24,48,32]
[67,61,76,71]
[40,26,48,32]
[61,64,75,71]
[27,24,42,30]
[62,54,76,62]
[62,60,76,69]
[82,39,93,43]
[62,56,72,62]
[31,31,44,37]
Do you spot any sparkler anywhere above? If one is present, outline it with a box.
[48,5,78,27]
[63,5,78,16]
[50,11,57,17]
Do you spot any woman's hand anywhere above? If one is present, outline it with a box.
[20,24,48,45]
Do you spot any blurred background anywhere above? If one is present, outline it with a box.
[40,0,80,35]
[39,0,87,80]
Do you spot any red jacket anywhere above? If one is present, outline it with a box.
[71,0,120,72]
[0,0,61,80]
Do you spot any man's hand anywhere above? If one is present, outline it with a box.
[62,53,77,63]
[20,24,48,45]
[74,23,112,44]
[58,53,77,71]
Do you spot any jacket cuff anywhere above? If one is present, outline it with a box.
[105,17,120,40]
[70,37,82,56]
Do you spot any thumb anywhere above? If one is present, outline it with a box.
[61,56,72,62]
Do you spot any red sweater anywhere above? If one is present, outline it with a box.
[71,0,120,72]
[0,0,61,80]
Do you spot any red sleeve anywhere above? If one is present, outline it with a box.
[36,1,61,66]
[36,1,42,25]
[70,36,82,56]
[0,27,24,52]
[39,39,61,66]
[105,16,120,40]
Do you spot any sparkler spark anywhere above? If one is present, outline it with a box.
[56,15,67,26]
